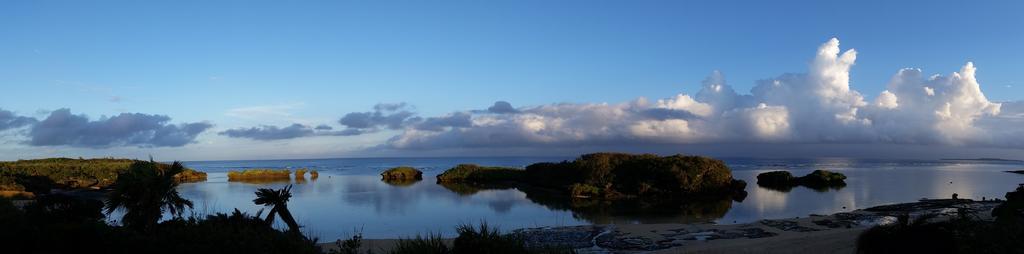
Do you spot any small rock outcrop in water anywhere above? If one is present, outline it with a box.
[380,166,423,181]
[756,170,847,191]
[380,167,423,186]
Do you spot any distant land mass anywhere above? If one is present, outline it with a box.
[941,158,1024,163]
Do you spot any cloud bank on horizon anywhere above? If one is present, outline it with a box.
[1,38,1022,154]
[371,38,1021,151]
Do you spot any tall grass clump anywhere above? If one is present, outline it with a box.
[391,233,451,254]
[452,222,528,254]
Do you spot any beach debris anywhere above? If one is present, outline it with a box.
[812,218,856,228]
[595,232,668,251]
[515,225,603,249]
[760,219,820,232]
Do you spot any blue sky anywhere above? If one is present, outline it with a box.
[2,1,1023,160]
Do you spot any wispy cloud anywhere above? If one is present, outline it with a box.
[225,102,307,120]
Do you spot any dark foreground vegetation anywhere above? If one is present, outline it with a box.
[0,158,592,253]
[435,153,747,201]
[331,222,575,254]
[856,184,1024,254]
[0,158,206,196]
[0,160,317,254]
[756,169,847,192]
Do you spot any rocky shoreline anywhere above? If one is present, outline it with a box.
[511,199,1003,253]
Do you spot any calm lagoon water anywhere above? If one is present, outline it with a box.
[172,157,1024,240]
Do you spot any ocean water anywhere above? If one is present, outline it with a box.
[169,157,1024,240]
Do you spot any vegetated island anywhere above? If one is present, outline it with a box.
[756,170,848,192]
[0,158,206,198]
[380,166,423,186]
[227,168,291,180]
[381,166,423,181]
[227,168,317,184]
[435,153,748,201]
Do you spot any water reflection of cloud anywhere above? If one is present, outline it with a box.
[334,176,538,215]
[467,190,531,214]
[751,186,788,214]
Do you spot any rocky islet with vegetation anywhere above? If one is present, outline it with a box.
[433,153,749,201]
[756,169,848,191]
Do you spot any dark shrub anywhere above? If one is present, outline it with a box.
[24,194,105,223]
[525,162,585,188]
[329,231,365,254]
[858,185,1024,254]
[756,171,795,187]
[569,183,600,197]
[151,210,319,254]
[992,184,1024,223]
[855,216,957,254]
[0,195,136,254]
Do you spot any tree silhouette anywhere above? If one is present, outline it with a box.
[254,184,301,233]
[105,160,193,231]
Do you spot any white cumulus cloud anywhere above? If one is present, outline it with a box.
[344,38,1018,152]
